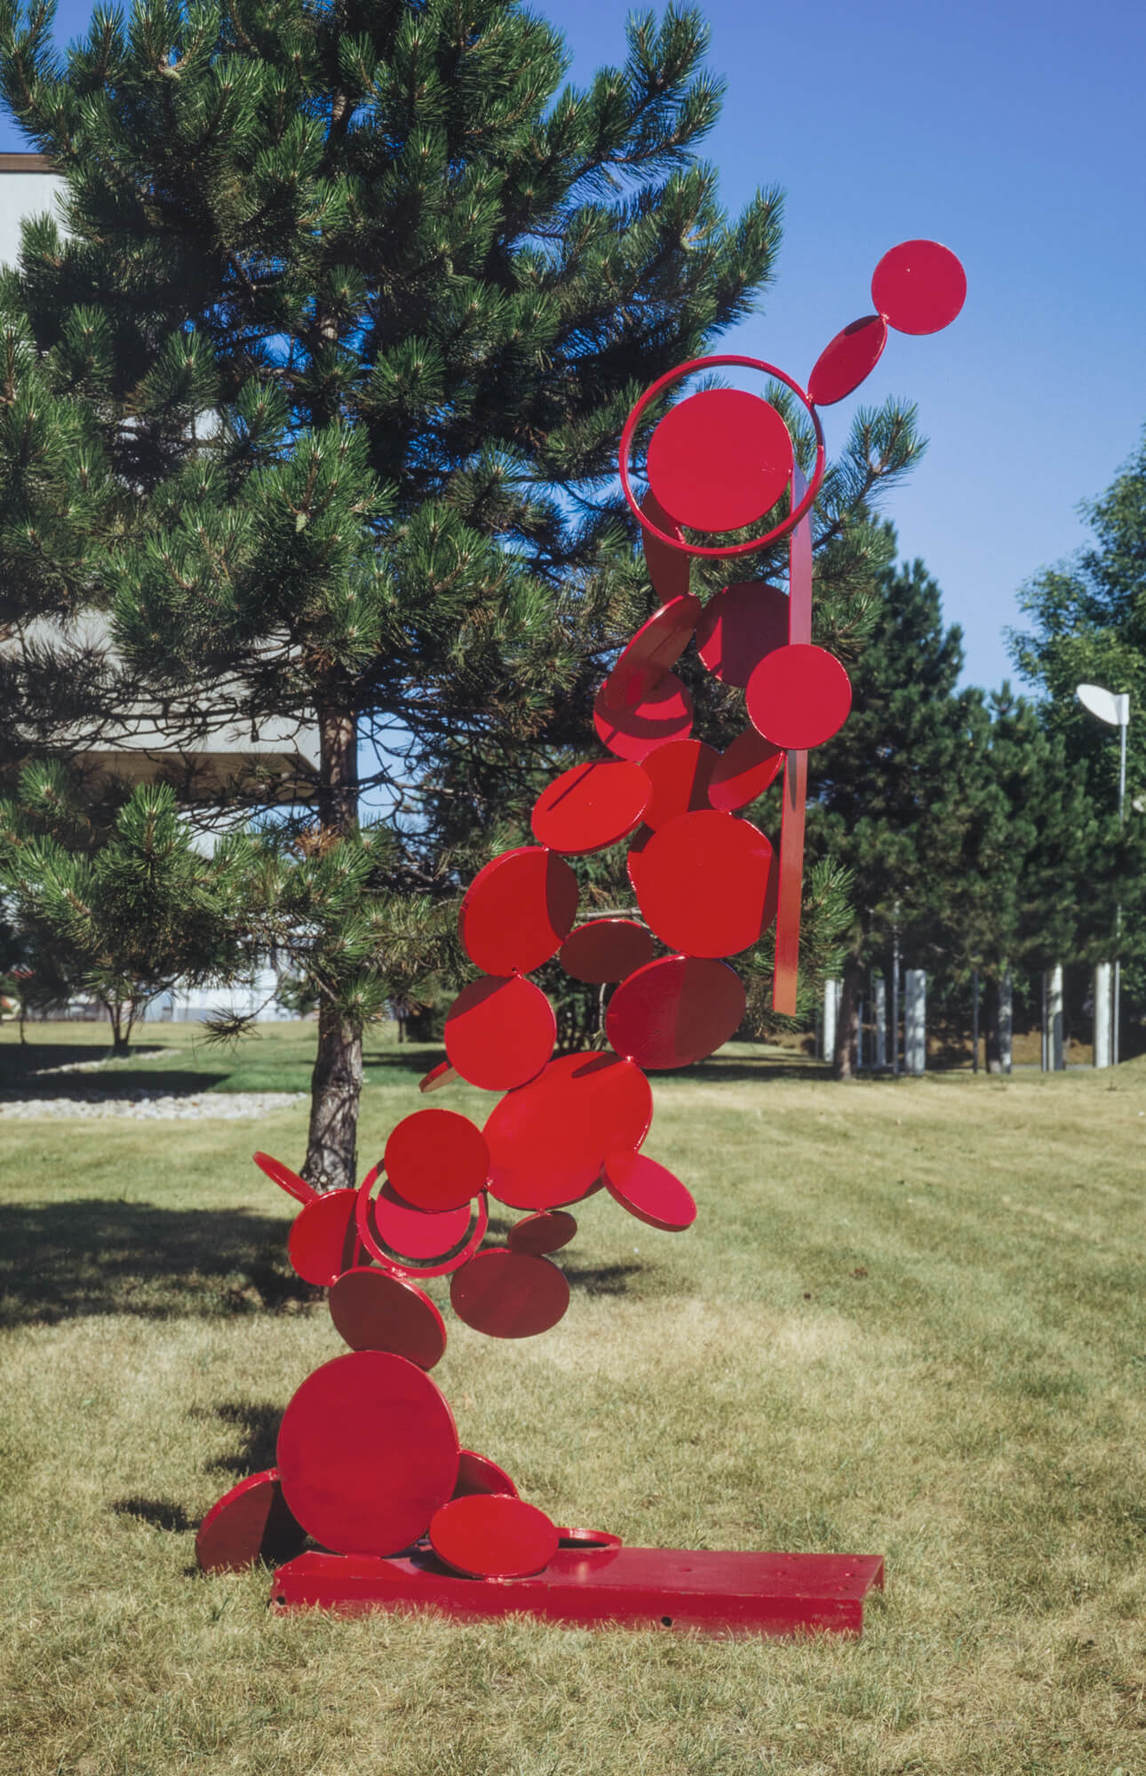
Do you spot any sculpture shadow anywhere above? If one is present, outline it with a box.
[112,1496,193,1533]
[196,1400,284,1478]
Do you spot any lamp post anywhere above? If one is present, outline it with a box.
[1076,682,1130,1065]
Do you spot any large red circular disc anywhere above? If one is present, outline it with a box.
[370,1181,475,1262]
[647,388,795,534]
[287,1188,359,1285]
[384,1108,489,1213]
[459,846,578,975]
[808,314,888,406]
[559,918,654,985]
[531,759,651,855]
[695,581,789,688]
[195,1470,306,1574]
[640,489,691,604]
[445,975,555,1092]
[450,1248,570,1338]
[871,240,967,336]
[507,1209,578,1255]
[277,1351,459,1557]
[640,738,719,829]
[709,728,785,812]
[594,672,693,762]
[430,1493,559,1578]
[453,1448,519,1499]
[601,594,702,709]
[603,1149,697,1233]
[606,955,746,1070]
[635,810,775,957]
[253,1150,314,1207]
[746,643,852,750]
[328,1265,447,1369]
[484,1051,653,1210]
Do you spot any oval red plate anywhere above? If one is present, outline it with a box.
[640,488,691,605]
[639,737,719,829]
[647,388,794,534]
[459,846,579,975]
[453,1448,520,1499]
[593,671,693,762]
[445,974,555,1092]
[507,1209,578,1255]
[808,313,888,406]
[635,809,776,957]
[559,918,655,985]
[871,239,967,336]
[328,1265,447,1369]
[253,1150,314,1207]
[484,1050,654,1210]
[450,1248,570,1338]
[287,1188,359,1285]
[384,1107,489,1213]
[531,759,651,855]
[708,727,784,812]
[418,1060,460,1094]
[606,955,746,1070]
[195,1469,306,1574]
[429,1493,559,1579]
[368,1179,476,1264]
[695,580,789,688]
[746,643,852,750]
[603,1149,697,1232]
[601,593,702,709]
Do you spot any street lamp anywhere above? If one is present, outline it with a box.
[1076,682,1130,1065]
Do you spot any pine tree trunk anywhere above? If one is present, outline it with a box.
[304,688,363,1191]
[833,957,863,1080]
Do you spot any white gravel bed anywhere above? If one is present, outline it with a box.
[0,1090,305,1120]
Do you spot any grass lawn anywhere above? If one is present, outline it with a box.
[1,1023,1144,1774]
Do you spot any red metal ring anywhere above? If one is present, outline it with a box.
[354,1164,489,1279]
[619,355,826,559]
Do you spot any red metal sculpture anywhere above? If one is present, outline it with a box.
[200,241,964,1634]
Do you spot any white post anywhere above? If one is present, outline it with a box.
[1048,962,1064,1070]
[873,976,887,1069]
[1093,962,1113,1069]
[904,970,926,1075]
[998,968,1013,1075]
[822,979,841,1062]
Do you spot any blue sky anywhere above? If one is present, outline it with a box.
[2,0,1143,693]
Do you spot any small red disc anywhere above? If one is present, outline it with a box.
[640,738,719,829]
[635,810,775,957]
[418,1060,460,1094]
[708,728,785,812]
[287,1188,359,1285]
[603,1149,697,1232]
[445,975,555,1091]
[808,314,888,406]
[559,918,655,984]
[195,1470,306,1574]
[640,488,691,604]
[531,759,651,855]
[508,1209,578,1255]
[871,239,967,336]
[277,1351,459,1557]
[328,1265,447,1369]
[370,1181,475,1263]
[647,388,794,534]
[429,1493,559,1578]
[459,846,579,975]
[594,671,693,762]
[450,1248,570,1338]
[484,1051,653,1209]
[746,643,852,750]
[453,1449,520,1499]
[695,581,789,688]
[601,593,702,708]
[253,1150,314,1207]
[606,955,746,1070]
[384,1108,489,1213]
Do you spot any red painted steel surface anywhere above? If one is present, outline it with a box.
[601,594,702,709]
[453,1449,520,1499]
[484,1051,653,1210]
[695,581,789,687]
[195,1469,306,1574]
[640,738,719,829]
[559,918,655,984]
[287,1188,359,1285]
[606,955,746,1071]
[772,479,812,1015]
[384,1108,490,1213]
[531,759,651,854]
[459,846,578,975]
[253,1151,315,1207]
[507,1209,578,1255]
[418,1059,461,1094]
[430,1494,560,1578]
[445,974,555,1091]
[746,643,853,751]
[277,1352,460,1557]
[648,388,795,533]
[872,239,966,335]
[808,314,888,406]
[450,1248,570,1338]
[271,1547,886,1636]
[594,671,693,761]
[602,1149,698,1233]
[634,809,776,957]
[708,728,785,812]
[356,1167,488,1276]
[328,1265,447,1369]
[639,489,691,604]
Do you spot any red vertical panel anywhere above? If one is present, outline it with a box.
[772,466,811,1015]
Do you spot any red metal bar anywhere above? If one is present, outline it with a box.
[772,465,812,1015]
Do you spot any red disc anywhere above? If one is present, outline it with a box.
[626,827,653,899]
[419,1060,460,1094]
[640,488,691,604]
[328,1265,447,1369]
[370,1180,475,1262]
[559,918,654,984]
[709,728,785,812]
[603,1149,697,1232]
[640,738,719,829]
[646,388,794,534]
[594,671,693,762]
[871,239,966,336]
[450,1248,570,1338]
[746,643,852,750]
[695,581,789,688]
[459,846,578,975]
[384,1108,489,1213]
[635,810,775,957]
[445,975,555,1091]
[606,955,746,1070]
[253,1150,314,1207]
[508,1209,578,1255]
[484,1050,653,1210]
[808,314,888,406]
[195,1470,306,1574]
[601,594,702,709]
[531,759,651,855]
[287,1188,359,1285]
[454,1448,520,1499]
[277,1351,459,1557]
[430,1493,559,1578]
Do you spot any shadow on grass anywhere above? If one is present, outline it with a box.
[197,1400,284,1477]
[113,1496,194,1533]
[0,1067,227,1100]
[0,1200,315,1326]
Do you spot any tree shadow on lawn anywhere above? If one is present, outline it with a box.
[0,1067,227,1101]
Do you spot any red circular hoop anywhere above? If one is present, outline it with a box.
[619,355,826,560]
[354,1164,489,1279]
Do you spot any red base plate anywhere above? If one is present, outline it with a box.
[270,1544,884,1636]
